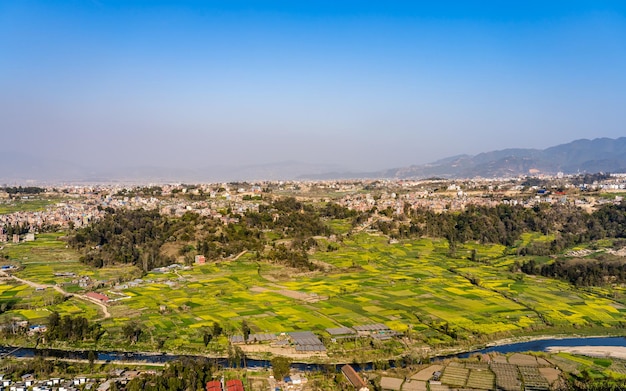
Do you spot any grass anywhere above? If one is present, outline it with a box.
[0,198,57,215]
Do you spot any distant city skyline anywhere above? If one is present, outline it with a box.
[1,1,625,173]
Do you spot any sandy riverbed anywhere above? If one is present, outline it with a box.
[546,346,626,359]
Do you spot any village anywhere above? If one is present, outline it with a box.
[2,174,626,242]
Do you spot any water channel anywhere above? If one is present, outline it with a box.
[2,336,625,371]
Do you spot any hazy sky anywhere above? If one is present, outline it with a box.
[2,1,626,172]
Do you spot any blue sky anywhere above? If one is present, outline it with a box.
[1,1,625,172]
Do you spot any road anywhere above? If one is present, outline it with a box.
[0,271,111,319]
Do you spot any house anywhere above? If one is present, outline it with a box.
[10,383,26,391]
[48,378,62,386]
[195,255,206,265]
[96,380,112,391]
[225,379,244,391]
[119,371,140,384]
[85,292,110,303]
[28,325,47,335]
[20,376,34,385]
[206,380,221,391]
[73,377,87,386]
[286,373,306,385]
[341,365,369,391]
[24,233,35,242]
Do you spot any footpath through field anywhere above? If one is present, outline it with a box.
[0,270,111,319]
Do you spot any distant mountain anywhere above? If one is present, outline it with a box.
[299,137,626,180]
[2,137,625,183]
[393,137,626,179]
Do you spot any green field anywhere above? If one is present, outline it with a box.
[0,198,57,215]
[2,232,626,358]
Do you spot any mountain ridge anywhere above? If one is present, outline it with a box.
[2,137,625,183]
[301,137,626,180]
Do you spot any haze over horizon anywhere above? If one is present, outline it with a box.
[2,1,625,174]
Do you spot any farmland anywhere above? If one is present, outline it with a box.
[0,198,56,215]
[2,229,626,362]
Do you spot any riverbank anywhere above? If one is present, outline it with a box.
[3,334,625,369]
[546,346,626,359]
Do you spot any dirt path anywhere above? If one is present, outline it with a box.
[76,292,111,320]
[1,271,111,320]
[232,250,248,260]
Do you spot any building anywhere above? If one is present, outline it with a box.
[205,380,221,391]
[85,292,110,303]
[195,255,206,265]
[341,365,369,391]
[225,379,243,391]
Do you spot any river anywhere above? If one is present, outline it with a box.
[457,336,626,358]
[2,335,626,371]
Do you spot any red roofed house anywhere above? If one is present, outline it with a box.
[225,379,244,391]
[206,380,221,391]
[85,292,110,303]
[341,364,369,391]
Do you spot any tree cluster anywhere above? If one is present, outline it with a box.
[1,186,46,195]
[266,243,317,270]
[45,312,103,343]
[1,223,31,236]
[521,255,626,287]
[245,197,331,238]
[69,209,173,270]
[125,358,215,391]
[380,202,626,255]
[196,222,264,260]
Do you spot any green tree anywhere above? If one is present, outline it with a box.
[87,350,97,371]
[271,356,292,381]
[212,321,222,338]
[203,330,212,347]
[122,321,142,344]
[241,320,251,343]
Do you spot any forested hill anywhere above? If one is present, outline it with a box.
[68,198,350,272]
[68,198,626,287]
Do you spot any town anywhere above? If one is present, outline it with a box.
[2,173,625,240]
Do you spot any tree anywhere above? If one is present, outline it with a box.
[227,344,245,368]
[48,311,60,330]
[271,356,292,381]
[212,321,222,338]
[122,322,142,344]
[203,330,212,347]
[241,320,251,343]
[87,350,97,371]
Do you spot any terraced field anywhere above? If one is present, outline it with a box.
[2,231,626,356]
